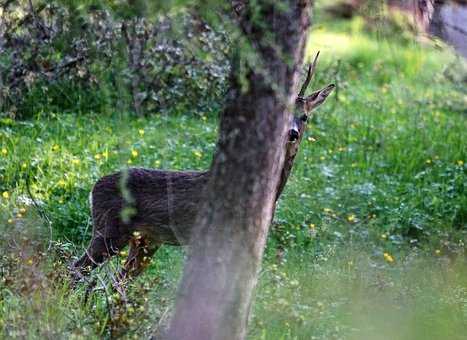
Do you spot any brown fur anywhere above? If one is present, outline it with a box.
[72,169,210,279]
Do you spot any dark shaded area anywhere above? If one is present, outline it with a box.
[0,1,229,118]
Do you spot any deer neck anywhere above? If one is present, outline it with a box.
[275,152,296,201]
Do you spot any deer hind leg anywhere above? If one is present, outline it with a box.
[117,235,159,283]
[72,233,130,281]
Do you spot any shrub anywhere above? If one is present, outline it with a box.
[0,1,230,118]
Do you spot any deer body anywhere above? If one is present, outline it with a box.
[72,52,334,282]
[92,169,209,246]
[73,169,210,279]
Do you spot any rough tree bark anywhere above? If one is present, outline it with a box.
[167,1,313,339]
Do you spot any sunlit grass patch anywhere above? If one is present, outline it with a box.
[308,16,457,84]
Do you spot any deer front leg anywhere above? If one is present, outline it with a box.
[117,234,159,283]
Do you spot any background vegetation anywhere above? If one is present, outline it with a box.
[0,0,229,118]
[1,1,466,338]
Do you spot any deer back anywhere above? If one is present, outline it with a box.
[91,168,210,245]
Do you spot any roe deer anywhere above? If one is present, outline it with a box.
[71,52,334,282]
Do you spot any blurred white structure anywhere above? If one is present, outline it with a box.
[430,2,467,58]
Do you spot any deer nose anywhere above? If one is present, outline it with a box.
[289,129,299,142]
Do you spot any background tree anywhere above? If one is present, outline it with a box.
[167,1,314,339]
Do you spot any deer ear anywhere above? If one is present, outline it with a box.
[304,84,335,112]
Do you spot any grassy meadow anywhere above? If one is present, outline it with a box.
[1,13,466,340]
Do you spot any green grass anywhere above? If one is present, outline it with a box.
[251,250,467,340]
[1,16,466,339]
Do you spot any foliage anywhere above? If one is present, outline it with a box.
[0,0,229,118]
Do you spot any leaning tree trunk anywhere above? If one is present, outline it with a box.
[167,1,313,339]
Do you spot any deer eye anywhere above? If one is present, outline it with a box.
[289,129,299,142]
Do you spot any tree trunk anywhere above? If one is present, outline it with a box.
[167,1,313,339]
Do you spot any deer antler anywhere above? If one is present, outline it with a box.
[298,51,320,99]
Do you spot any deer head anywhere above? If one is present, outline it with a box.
[277,52,335,199]
[286,51,335,160]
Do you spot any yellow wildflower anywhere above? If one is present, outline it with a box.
[194,151,202,158]
[435,249,441,255]
[347,214,356,223]
[131,150,138,158]
[309,223,316,229]
[21,162,27,169]
[381,233,388,239]
[52,144,60,152]
[2,191,9,199]
[320,156,325,161]
[102,150,109,159]
[94,153,101,160]
[1,148,7,155]
[426,159,432,164]
[278,298,289,307]
[138,129,145,136]
[19,208,26,214]
[58,179,66,187]
[323,208,332,213]
[289,279,299,287]
[383,252,394,263]
[72,159,80,165]
[457,160,464,166]
[307,136,316,142]
[7,218,13,224]
[154,160,161,167]
[26,258,33,265]
[127,159,133,165]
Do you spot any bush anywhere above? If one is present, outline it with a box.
[0,1,230,118]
